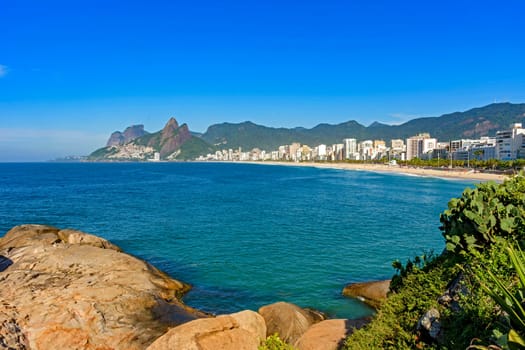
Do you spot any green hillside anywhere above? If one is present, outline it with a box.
[175,137,216,160]
[200,103,525,150]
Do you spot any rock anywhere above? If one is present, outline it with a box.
[57,228,122,251]
[258,302,325,345]
[146,310,266,350]
[417,308,441,342]
[158,119,192,158]
[342,279,391,308]
[106,125,147,147]
[438,272,468,312]
[294,318,368,350]
[0,224,205,350]
[0,302,30,349]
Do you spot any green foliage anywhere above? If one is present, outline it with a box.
[406,157,525,171]
[258,334,296,350]
[344,255,459,349]
[134,131,162,150]
[391,251,436,292]
[440,172,525,255]
[344,250,508,349]
[470,243,525,349]
[175,136,216,160]
[346,174,525,349]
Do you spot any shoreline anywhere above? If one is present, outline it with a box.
[242,161,509,182]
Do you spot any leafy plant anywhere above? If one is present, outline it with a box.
[391,251,436,292]
[469,244,525,350]
[258,334,296,350]
[440,172,525,255]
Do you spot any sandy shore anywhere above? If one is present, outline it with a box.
[245,161,509,182]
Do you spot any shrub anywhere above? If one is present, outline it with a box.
[469,243,525,349]
[258,334,296,350]
[440,172,525,255]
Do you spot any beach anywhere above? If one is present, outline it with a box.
[248,161,509,182]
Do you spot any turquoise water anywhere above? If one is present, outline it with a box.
[0,162,472,319]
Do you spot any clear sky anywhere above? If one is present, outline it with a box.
[1,0,524,161]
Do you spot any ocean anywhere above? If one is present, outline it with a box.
[0,162,472,319]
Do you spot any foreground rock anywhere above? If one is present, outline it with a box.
[147,310,266,350]
[0,224,205,350]
[342,279,391,308]
[258,302,325,345]
[295,318,369,350]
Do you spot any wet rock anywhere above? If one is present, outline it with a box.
[342,279,391,308]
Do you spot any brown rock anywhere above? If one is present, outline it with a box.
[258,302,325,345]
[157,118,192,158]
[294,319,368,350]
[0,224,205,350]
[0,302,30,349]
[57,229,122,251]
[146,310,266,350]
[342,280,391,308]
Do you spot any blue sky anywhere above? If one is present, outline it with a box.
[1,0,524,161]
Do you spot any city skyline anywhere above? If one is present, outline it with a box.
[1,0,525,161]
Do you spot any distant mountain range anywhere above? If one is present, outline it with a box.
[200,102,525,150]
[89,102,525,160]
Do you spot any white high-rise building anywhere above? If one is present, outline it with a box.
[496,123,525,160]
[343,138,357,160]
[359,140,374,160]
[317,144,327,160]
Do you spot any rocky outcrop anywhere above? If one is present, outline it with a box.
[90,117,213,161]
[342,279,391,308]
[258,302,325,345]
[146,310,266,350]
[157,118,192,158]
[0,224,204,350]
[294,318,368,350]
[106,125,147,147]
[417,308,441,343]
[0,224,381,349]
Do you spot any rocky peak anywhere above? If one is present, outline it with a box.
[162,118,179,133]
[106,124,147,147]
[159,120,192,158]
[123,124,147,141]
[106,131,125,147]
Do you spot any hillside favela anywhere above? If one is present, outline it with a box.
[2,2,525,350]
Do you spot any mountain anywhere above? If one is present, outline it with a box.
[106,125,148,147]
[201,120,367,151]
[200,103,525,150]
[89,118,215,161]
[88,103,525,160]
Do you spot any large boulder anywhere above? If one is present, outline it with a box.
[342,279,391,308]
[146,310,266,350]
[258,302,325,345]
[0,224,205,350]
[294,319,369,350]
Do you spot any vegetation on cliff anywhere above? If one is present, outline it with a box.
[344,172,525,349]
